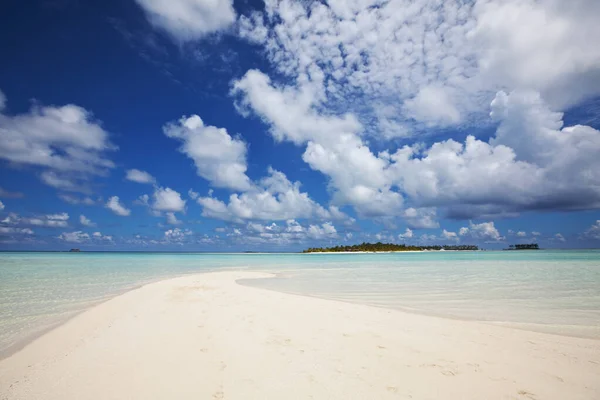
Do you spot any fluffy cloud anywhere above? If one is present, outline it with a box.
[135,0,236,41]
[152,187,186,213]
[307,222,338,240]
[58,231,90,243]
[164,115,252,191]
[92,231,113,241]
[554,233,566,243]
[0,227,34,235]
[459,221,503,242]
[125,169,155,184]
[234,1,600,224]
[165,212,182,225]
[516,231,527,237]
[442,230,458,241]
[2,212,69,228]
[239,0,600,130]
[164,227,193,242]
[79,214,96,227]
[217,219,340,246]
[398,228,413,240]
[0,200,3,211]
[105,196,131,216]
[0,91,115,191]
[59,194,95,205]
[197,167,346,222]
[583,221,600,240]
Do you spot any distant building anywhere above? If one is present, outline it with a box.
[69,248,81,252]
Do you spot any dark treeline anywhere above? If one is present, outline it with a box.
[507,243,540,250]
[303,242,479,253]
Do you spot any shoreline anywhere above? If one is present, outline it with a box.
[1,271,599,399]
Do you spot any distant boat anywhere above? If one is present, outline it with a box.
[69,248,81,252]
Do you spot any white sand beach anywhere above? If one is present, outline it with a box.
[1,271,598,400]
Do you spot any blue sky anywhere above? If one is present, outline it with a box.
[1,0,600,251]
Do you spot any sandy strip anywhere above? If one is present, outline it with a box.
[0,272,598,400]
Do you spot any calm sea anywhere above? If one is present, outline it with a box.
[1,250,599,354]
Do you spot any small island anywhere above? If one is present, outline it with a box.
[505,243,539,250]
[303,242,479,253]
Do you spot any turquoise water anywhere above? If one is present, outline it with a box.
[1,251,599,354]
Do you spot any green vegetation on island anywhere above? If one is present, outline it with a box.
[302,242,479,253]
[506,243,540,250]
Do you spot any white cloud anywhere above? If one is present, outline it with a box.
[583,221,600,240]
[554,233,566,243]
[125,169,155,184]
[106,196,131,216]
[234,1,600,223]
[197,167,346,222]
[442,230,458,241]
[516,231,527,237]
[398,228,413,240]
[0,200,4,211]
[135,0,236,42]
[307,222,338,240]
[165,212,182,225]
[59,194,95,205]
[164,227,193,242]
[532,231,541,236]
[2,212,70,228]
[164,115,252,191]
[79,214,96,227]
[188,189,199,200]
[92,231,113,241]
[0,227,34,235]
[58,231,90,243]
[152,187,186,213]
[402,208,439,229]
[238,0,600,130]
[459,221,503,242]
[472,0,600,110]
[0,91,115,191]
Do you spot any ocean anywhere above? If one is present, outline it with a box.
[1,250,599,355]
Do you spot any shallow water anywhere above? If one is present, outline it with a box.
[1,250,599,354]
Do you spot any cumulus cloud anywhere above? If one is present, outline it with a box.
[0,200,3,211]
[92,231,113,241]
[307,222,338,240]
[135,0,236,41]
[59,194,95,205]
[583,221,600,240]
[0,227,34,235]
[0,91,115,191]
[516,231,527,237]
[164,227,193,242]
[79,214,96,227]
[2,212,70,228]
[164,115,252,191]
[398,228,413,240]
[58,231,90,243]
[442,230,458,241]
[233,1,600,224]
[459,221,503,242]
[554,233,566,243]
[125,169,155,184]
[215,219,340,246]
[106,196,131,216]
[197,167,347,223]
[152,187,186,213]
[238,0,600,130]
[165,212,182,225]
